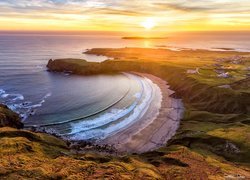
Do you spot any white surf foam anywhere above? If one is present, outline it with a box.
[0,89,5,95]
[0,88,52,121]
[65,74,144,136]
[20,92,52,120]
[69,75,155,141]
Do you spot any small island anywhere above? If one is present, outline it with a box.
[122,36,168,40]
[212,47,236,51]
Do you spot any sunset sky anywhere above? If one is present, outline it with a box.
[0,0,249,34]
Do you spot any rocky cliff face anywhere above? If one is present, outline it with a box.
[47,58,95,74]
[0,104,23,129]
[46,58,118,75]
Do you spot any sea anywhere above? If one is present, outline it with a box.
[0,31,249,140]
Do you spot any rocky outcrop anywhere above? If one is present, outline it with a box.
[0,104,23,129]
[46,58,101,75]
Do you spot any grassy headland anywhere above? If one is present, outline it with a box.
[0,48,250,179]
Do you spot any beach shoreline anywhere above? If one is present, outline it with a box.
[22,71,184,155]
[100,72,184,153]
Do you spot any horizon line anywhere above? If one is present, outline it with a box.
[0,30,250,36]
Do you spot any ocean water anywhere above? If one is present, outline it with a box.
[0,32,249,140]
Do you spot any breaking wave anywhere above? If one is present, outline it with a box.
[68,75,156,141]
[0,88,51,121]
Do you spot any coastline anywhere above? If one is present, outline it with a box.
[1,46,250,178]
[25,71,184,154]
[101,72,184,153]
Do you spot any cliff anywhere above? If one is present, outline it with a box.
[0,104,23,129]
[47,58,110,75]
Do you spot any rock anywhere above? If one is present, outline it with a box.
[225,141,240,154]
[213,63,222,68]
[218,72,231,78]
[187,68,199,74]
[0,104,23,129]
[46,58,88,73]
[218,85,231,89]
[215,69,225,74]
[216,55,243,64]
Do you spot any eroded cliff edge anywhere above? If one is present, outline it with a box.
[0,104,23,129]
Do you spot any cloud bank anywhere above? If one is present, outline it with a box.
[0,0,249,32]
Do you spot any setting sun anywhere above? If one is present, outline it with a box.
[141,18,156,30]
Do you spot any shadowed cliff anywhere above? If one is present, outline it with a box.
[0,104,23,129]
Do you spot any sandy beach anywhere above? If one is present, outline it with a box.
[101,72,184,153]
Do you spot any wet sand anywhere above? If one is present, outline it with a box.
[101,72,184,153]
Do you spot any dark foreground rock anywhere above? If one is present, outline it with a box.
[0,104,23,129]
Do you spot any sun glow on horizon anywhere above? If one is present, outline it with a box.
[141,18,156,30]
